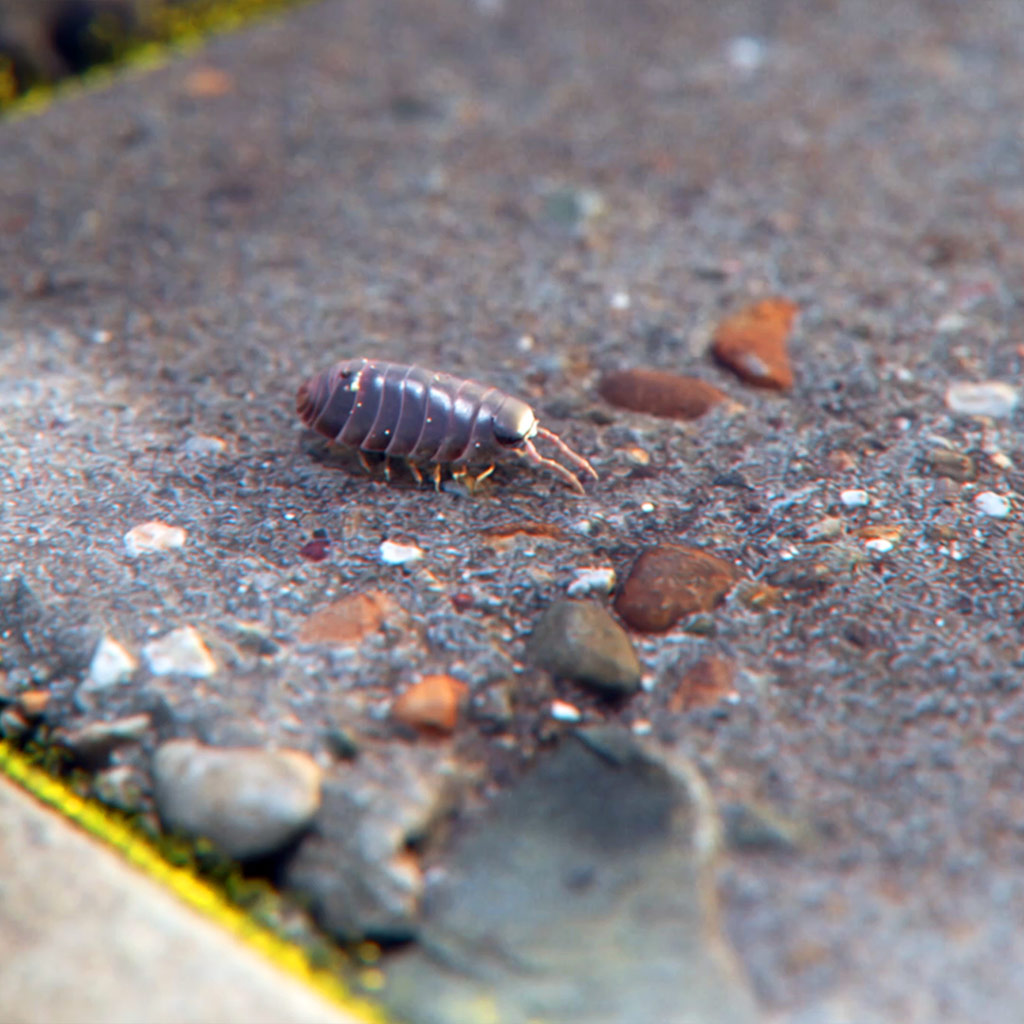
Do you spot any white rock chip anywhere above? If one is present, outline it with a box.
[179,435,228,458]
[567,567,617,598]
[379,540,424,566]
[153,740,322,859]
[143,627,216,678]
[975,491,1011,518]
[84,636,137,690]
[840,489,870,508]
[124,521,186,557]
[945,381,1019,419]
[550,700,582,723]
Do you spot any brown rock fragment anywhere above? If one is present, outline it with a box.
[298,591,389,646]
[598,368,730,420]
[667,656,737,712]
[615,545,742,632]
[392,675,468,735]
[712,297,799,390]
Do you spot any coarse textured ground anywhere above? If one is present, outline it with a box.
[4,0,1024,1021]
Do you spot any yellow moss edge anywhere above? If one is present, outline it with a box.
[2,0,313,121]
[0,740,392,1024]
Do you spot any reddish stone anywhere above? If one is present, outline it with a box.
[17,689,50,718]
[598,369,730,420]
[667,656,737,712]
[298,592,389,646]
[299,538,331,561]
[615,545,743,632]
[392,674,468,735]
[711,297,799,390]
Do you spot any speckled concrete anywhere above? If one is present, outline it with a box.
[4,0,1024,1021]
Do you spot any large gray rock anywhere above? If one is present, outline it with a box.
[153,740,322,860]
[382,728,757,1024]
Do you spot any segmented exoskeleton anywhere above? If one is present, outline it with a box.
[296,358,598,493]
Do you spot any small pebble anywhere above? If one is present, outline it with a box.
[528,600,642,696]
[298,592,388,646]
[864,538,894,554]
[392,675,467,735]
[840,489,870,508]
[124,520,187,557]
[711,297,798,390]
[598,368,730,421]
[379,540,424,566]
[0,708,29,740]
[92,765,146,813]
[975,491,1011,518]
[549,700,582,723]
[143,626,216,678]
[84,635,137,690]
[926,447,977,482]
[17,689,50,718]
[668,656,738,712]
[615,545,743,632]
[806,516,843,541]
[299,538,331,562]
[57,714,151,765]
[567,567,617,598]
[609,290,631,311]
[179,435,228,458]
[153,740,322,860]
[726,35,766,73]
[945,381,1019,419]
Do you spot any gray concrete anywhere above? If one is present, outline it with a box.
[0,774,362,1024]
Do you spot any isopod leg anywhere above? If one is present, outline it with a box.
[535,427,599,481]
[408,462,424,486]
[519,440,586,494]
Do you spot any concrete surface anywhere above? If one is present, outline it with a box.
[4,0,1024,1022]
[0,773,363,1024]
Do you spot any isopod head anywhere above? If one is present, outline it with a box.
[490,395,539,447]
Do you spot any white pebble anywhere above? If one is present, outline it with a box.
[84,636,137,689]
[640,501,655,513]
[124,521,186,557]
[143,626,216,678]
[180,435,227,458]
[946,381,1019,419]
[610,290,631,311]
[726,35,766,73]
[379,540,424,566]
[935,312,968,335]
[567,567,616,598]
[631,719,652,736]
[550,700,582,723]
[975,491,1011,518]
[864,538,894,554]
[840,489,870,508]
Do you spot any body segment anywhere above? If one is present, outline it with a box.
[296,358,598,492]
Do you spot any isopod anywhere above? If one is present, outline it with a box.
[296,358,599,493]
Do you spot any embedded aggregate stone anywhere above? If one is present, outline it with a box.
[615,545,743,633]
[153,740,322,860]
[527,600,642,696]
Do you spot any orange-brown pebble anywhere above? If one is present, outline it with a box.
[184,67,234,98]
[392,674,468,735]
[668,656,737,712]
[615,544,743,632]
[298,591,389,646]
[711,297,799,390]
[17,689,50,718]
[598,368,730,420]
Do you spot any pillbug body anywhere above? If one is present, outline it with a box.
[297,358,598,493]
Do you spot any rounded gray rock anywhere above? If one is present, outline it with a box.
[527,600,642,696]
[153,740,322,860]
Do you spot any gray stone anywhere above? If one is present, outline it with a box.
[382,728,757,1024]
[285,744,462,942]
[527,600,642,696]
[56,713,151,766]
[153,740,322,860]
